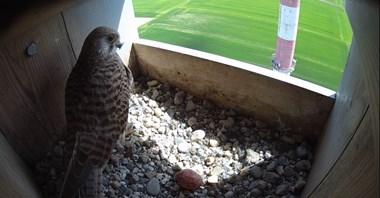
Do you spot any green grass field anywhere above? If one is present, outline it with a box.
[133,0,352,90]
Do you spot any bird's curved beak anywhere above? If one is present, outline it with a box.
[116,41,123,49]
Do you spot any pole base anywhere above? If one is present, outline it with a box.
[271,54,296,76]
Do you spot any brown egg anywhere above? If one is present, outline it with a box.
[175,169,203,191]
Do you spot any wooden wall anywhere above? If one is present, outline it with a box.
[0,14,75,166]
[302,0,379,197]
[0,0,136,167]
[0,132,41,197]
[0,0,82,46]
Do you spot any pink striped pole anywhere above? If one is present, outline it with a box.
[272,0,300,75]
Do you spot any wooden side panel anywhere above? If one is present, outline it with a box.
[309,110,377,198]
[0,132,41,198]
[62,0,126,58]
[0,0,82,46]
[302,38,369,197]
[346,0,379,192]
[133,43,334,141]
[0,14,75,165]
[303,0,379,197]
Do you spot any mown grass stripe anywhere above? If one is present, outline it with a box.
[133,0,352,90]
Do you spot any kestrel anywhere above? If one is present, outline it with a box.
[59,26,133,198]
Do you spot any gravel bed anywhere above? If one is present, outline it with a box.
[33,77,314,198]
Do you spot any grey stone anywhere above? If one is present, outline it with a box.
[263,172,281,184]
[171,164,182,172]
[250,166,263,178]
[186,100,196,111]
[119,185,128,195]
[227,174,240,184]
[187,117,197,126]
[202,100,215,109]
[151,90,159,99]
[266,161,277,171]
[140,154,149,164]
[111,181,121,189]
[278,156,290,166]
[146,178,161,196]
[256,180,267,189]
[295,160,311,171]
[276,165,284,175]
[222,117,235,128]
[255,120,267,128]
[251,188,262,197]
[174,91,185,105]
[275,184,289,196]
[284,166,296,177]
[296,146,308,159]
[145,171,157,179]
[102,176,110,186]
[295,177,306,190]
[224,191,234,198]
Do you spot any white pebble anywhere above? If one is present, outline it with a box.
[154,108,163,117]
[168,154,178,163]
[148,100,157,108]
[144,120,154,128]
[178,142,191,153]
[191,130,206,141]
[209,138,220,147]
[207,176,219,184]
[205,157,215,166]
[158,127,166,134]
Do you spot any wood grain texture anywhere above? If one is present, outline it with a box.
[346,1,379,194]
[62,0,126,58]
[0,14,75,165]
[0,132,41,198]
[0,0,82,47]
[302,38,370,197]
[303,0,379,197]
[133,43,334,142]
[309,109,377,198]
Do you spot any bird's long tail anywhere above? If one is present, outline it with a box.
[79,168,103,198]
[59,148,93,198]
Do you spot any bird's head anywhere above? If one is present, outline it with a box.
[82,26,123,55]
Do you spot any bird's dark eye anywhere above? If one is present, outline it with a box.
[107,35,114,42]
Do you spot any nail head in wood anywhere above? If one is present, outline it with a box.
[26,42,38,57]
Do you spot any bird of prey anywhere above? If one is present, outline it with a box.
[59,26,133,198]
